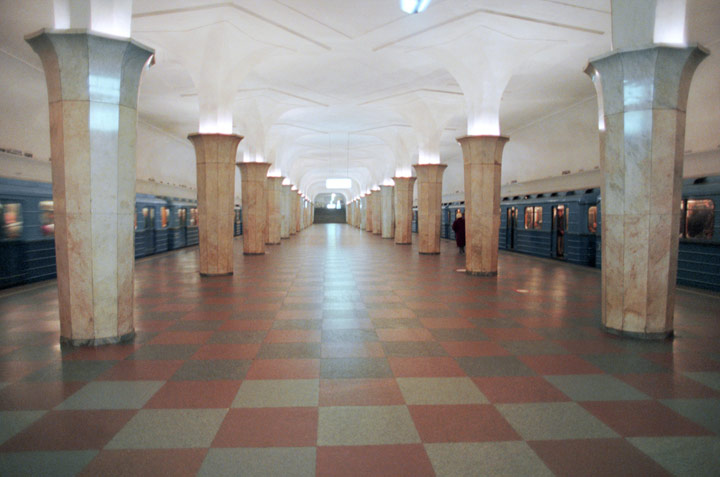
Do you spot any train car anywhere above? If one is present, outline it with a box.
[135,195,167,258]
[499,188,600,267]
[234,207,243,236]
[160,198,199,251]
[0,177,55,288]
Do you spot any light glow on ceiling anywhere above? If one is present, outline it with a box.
[400,0,432,14]
[326,178,351,189]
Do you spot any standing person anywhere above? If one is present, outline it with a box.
[452,210,465,255]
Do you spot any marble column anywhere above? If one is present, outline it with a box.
[380,185,395,239]
[413,164,447,254]
[457,136,509,276]
[289,188,297,235]
[237,162,271,255]
[360,197,367,231]
[188,134,243,275]
[365,193,374,233]
[265,177,283,245]
[586,45,707,339]
[295,193,302,233]
[393,177,416,245]
[372,192,382,235]
[27,30,153,346]
[280,183,291,239]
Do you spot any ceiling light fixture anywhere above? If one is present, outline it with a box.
[400,0,432,14]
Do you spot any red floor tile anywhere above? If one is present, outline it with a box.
[0,410,136,451]
[275,310,320,320]
[618,373,720,399]
[212,408,318,447]
[98,360,184,381]
[319,379,404,406]
[419,318,474,329]
[0,382,85,410]
[204,296,246,305]
[135,320,174,332]
[245,359,320,379]
[181,310,232,321]
[264,330,321,343]
[217,320,273,331]
[581,400,712,437]
[0,360,52,381]
[440,341,511,357]
[367,308,416,319]
[405,301,451,311]
[481,328,545,341]
[322,342,385,358]
[555,339,624,354]
[409,404,520,442]
[79,449,208,477]
[388,357,465,377]
[144,381,241,408]
[149,331,214,345]
[473,376,571,403]
[376,328,434,342]
[529,439,672,477]
[152,304,197,313]
[520,355,603,375]
[191,344,261,360]
[317,445,435,477]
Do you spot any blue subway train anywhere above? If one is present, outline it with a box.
[412,176,720,292]
[0,177,243,289]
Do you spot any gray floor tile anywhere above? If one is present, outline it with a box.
[127,344,200,360]
[171,360,251,381]
[496,402,619,440]
[0,346,63,362]
[199,448,316,477]
[318,405,420,445]
[370,318,423,329]
[106,409,228,449]
[684,371,720,391]
[468,318,523,328]
[545,375,650,401]
[425,442,553,477]
[381,341,448,358]
[660,398,720,434]
[257,343,321,359]
[0,411,46,444]
[582,354,668,374]
[629,436,720,477]
[534,327,601,340]
[23,361,117,382]
[55,381,164,410]
[168,321,223,331]
[272,319,321,330]
[456,356,536,377]
[0,450,97,477]
[322,329,378,343]
[397,377,488,404]
[232,379,319,407]
[500,341,569,355]
[320,358,393,378]
[430,329,489,342]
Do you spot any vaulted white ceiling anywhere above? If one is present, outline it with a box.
[1,0,719,200]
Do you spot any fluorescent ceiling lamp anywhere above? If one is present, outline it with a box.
[326,178,351,189]
[400,0,431,14]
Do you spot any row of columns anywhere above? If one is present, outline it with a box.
[29,27,707,345]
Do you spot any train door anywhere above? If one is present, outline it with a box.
[552,205,567,258]
[143,207,155,252]
[506,207,517,250]
[178,207,187,247]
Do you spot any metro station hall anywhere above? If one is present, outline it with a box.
[1,1,719,476]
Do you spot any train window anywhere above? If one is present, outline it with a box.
[160,207,168,228]
[679,201,685,238]
[178,208,187,226]
[588,206,598,234]
[142,208,150,229]
[39,200,54,236]
[524,207,533,229]
[685,199,714,239]
[533,207,543,230]
[1,202,23,239]
[189,208,198,226]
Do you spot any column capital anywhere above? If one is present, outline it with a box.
[413,163,447,183]
[586,45,708,115]
[266,176,284,187]
[237,162,271,182]
[379,184,394,191]
[392,176,417,186]
[188,134,243,165]
[456,136,509,166]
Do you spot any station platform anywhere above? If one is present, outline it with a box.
[1,223,719,476]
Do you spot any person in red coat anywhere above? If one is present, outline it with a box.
[452,210,465,255]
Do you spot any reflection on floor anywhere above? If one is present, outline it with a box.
[0,223,719,476]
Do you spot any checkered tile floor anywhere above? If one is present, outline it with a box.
[1,224,719,476]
